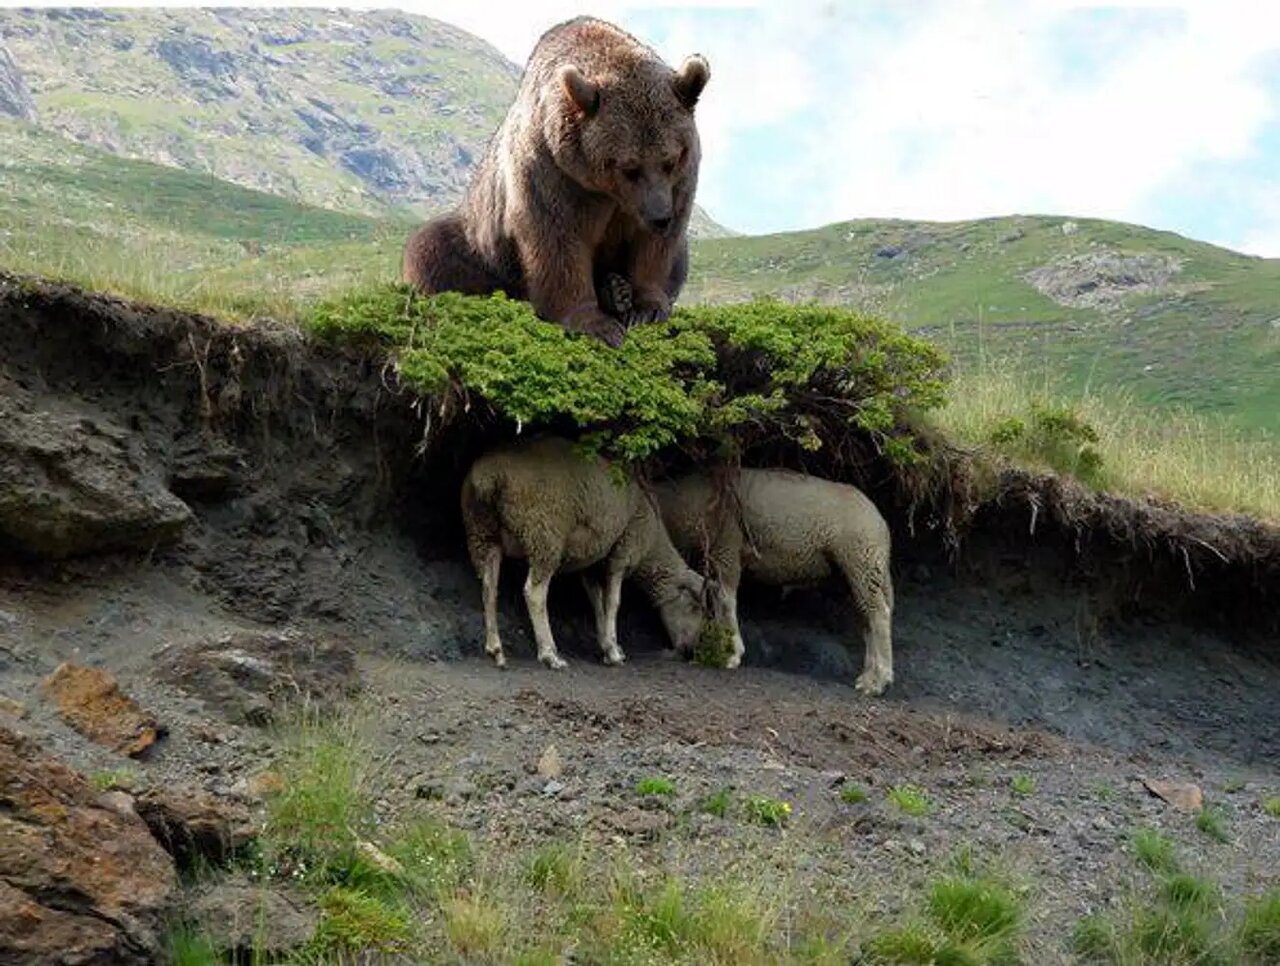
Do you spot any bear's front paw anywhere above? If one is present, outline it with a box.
[563,304,627,348]
[626,287,672,327]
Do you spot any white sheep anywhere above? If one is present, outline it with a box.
[656,468,895,695]
[460,436,714,670]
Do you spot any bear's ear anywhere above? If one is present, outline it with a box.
[673,54,709,109]
[558,64,600,118]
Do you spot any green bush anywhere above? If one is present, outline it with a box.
[306,287,948,465]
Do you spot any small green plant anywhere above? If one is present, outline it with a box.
[1010,775,1036,797]
[692,620,736,668]
[840,784,869,805]
[383,817,472,894]
[1262,797,1280,818]
[888,784,932,817]
[1093,782,1117,802]
[981,398,1105,484]
[90,768,137,791]
[635,776,676,797]
[1131,828,1180,875]
[699,787,732,818]
[744,795,792,827]
[1196,805,1230,844]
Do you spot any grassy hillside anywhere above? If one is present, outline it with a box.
[687,217,1280,433]
[0,7,731,236]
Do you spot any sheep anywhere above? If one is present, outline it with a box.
[655,467,895,695]
[460,436,715,670]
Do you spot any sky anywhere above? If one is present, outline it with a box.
[21,1,1280,255]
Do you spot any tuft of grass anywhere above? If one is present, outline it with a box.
[443,891,508,960]
[1009,775,1036,797]
[525,842,584,899]
[926,875,1023,947]
[1239,889,1280,964]
[1131,828,1181,875]
[744,795,792,827]
[1161,874,1221,913]
[699,786,733,818]
[888,784,932,817]
[1196,805,1231,844]
[840,784,870,805]
[163,926,220,966]
[865,871,1025,963]
[312,885,415,955]
[90,768,137,791]
[1261,796,1280,818]
[635,776,676,797]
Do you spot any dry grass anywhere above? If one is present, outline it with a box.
[933,359,1280,521]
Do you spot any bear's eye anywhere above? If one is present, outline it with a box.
[622,166,643,182]
[662,160,676,175]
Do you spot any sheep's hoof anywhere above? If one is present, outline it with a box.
[854,666,893,696]
[603,651,626,667]
[487,650,507,669]
[540,653,569,671]
[725,652,742,670]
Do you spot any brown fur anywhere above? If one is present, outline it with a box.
[403,16,709,348]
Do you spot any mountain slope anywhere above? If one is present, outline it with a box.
[686,216,1280,432]
[0,7,732,236]
[2,115,1274,431]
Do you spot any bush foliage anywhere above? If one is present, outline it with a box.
[307,285,949,465]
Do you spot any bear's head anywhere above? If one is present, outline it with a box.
[555,54,709,234]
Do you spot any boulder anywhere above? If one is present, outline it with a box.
[185,877,318,960]
[0,727,177,964]
[156,629,360,725]
[41,662,165,757]
[0,389,191,558]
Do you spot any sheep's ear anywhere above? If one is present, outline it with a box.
[559,64,600,117]
[673,54,709,109]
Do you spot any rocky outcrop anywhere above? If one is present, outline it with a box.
[0,727,177,964]
[155,629,361,725]
[0,42,35,121]
[0,381,192,559]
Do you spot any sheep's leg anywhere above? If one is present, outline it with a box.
[524,564,568,670]
[721,585,745,669]
[835,550,894,696]
[479,545,506,669]
[600,567,627,666]
[580,574,621,666]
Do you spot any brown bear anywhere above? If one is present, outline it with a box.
[402,16,709,348]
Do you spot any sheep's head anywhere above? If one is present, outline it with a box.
[657,572,730,656]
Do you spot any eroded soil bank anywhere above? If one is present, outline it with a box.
[1,274,1277,960]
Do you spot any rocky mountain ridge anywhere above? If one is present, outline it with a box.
[0,7,731,235]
